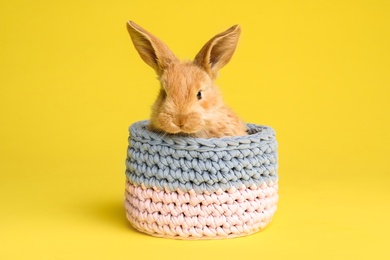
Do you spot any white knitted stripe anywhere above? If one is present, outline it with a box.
[125,181,278,239]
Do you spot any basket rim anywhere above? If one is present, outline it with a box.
[129,120,276,152]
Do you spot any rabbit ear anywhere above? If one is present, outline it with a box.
[194,25,241,79]
[126,21,178,75]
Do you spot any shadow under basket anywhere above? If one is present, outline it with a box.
[125,120,278,240]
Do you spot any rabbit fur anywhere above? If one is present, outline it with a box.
[126,21,247,138]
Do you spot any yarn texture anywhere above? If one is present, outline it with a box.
[125,120,278,239]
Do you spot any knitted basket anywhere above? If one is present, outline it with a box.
[125,120,278,239]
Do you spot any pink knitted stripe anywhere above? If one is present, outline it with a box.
[125,181,278,239]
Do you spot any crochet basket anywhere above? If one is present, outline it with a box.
[125,120,278,240]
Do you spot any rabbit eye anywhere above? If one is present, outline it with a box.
[197,91,202,100]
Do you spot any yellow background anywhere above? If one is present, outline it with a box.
[1,0,389,259]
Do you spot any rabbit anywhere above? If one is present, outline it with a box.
[126,21,247,138]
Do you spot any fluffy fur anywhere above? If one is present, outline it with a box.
[126,21,247,138]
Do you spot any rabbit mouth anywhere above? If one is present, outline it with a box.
[156,112,204,135]
[170,121,204,135]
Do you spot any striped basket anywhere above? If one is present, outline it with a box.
[125,120,278,239]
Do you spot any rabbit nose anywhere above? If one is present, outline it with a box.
[174,115,186,128]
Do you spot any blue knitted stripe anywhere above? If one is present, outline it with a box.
[125,120,278,194]
[126,172,278,194]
